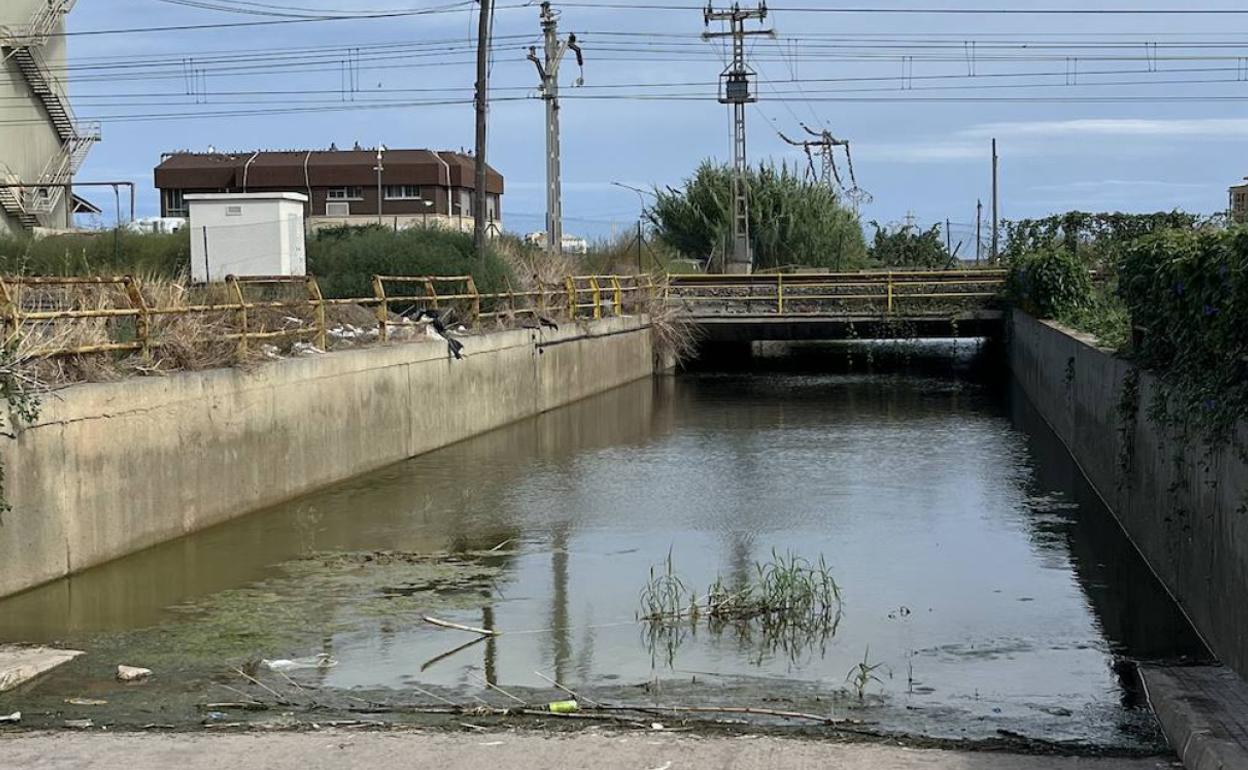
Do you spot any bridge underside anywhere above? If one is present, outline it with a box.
[688,311,1005,343]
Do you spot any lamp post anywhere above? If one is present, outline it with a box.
[612,181,651,273]
[374,145,386,226]
[420,198,433,229]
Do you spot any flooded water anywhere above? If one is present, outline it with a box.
[0,341,1208,749]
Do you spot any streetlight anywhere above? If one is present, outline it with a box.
[374,144,387,227]
[611,181,653,273]
[419,197,433,229]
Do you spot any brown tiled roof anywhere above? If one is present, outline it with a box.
[155,149,503,194]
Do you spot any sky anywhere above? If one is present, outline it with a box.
[54,0,1248,245]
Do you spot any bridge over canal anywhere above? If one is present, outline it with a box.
[666,269,1008,342]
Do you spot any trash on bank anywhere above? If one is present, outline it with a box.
[261,653,337,671]
[117,665,152,682]
[64,718,94,729]
[547,700,579,714]
[65,698,108,706]
[0,712,19,724]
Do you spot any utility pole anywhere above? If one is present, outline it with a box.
[991,138,999,263]
[473,0,492,257]
[976,199,983,264]
[780,124,872,217]
[946,218,952,256]
[529,2,583,259]
[703,2,772,274]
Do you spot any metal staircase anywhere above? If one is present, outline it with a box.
[0,1,94,229]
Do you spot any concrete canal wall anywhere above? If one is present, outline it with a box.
[1010,310,1248,677]
[0,316,655,599]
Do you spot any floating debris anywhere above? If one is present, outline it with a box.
[117,665,152,682]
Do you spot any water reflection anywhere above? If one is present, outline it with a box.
[0,342,1208,748]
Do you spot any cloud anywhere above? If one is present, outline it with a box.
[962,118,1248,140]
[852,141,986,164]
[1026,179,1208,193]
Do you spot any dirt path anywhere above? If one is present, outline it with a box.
[1,730,1178,769]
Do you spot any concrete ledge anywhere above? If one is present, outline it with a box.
[0,316,655,599]
[1142,666,1248,770]
[1009,311,1248,677]
[0,646,83,693]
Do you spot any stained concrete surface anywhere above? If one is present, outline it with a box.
[0,647,83,693]
[1142,666,1248,770]
[0,732,1180,770]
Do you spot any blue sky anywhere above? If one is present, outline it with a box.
[62,1,1248,242]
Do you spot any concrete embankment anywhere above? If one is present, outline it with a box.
[0,316,654,599]
[1009,310,1248,677]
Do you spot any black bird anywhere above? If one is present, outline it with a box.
[416,309,465,360]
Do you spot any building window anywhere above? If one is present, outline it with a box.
[226,205,243,217]
[166,189,187,217]
[327,187,363,201]
[384,185,422,200]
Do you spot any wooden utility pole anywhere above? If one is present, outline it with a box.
[991,138,999,263]
[473,0,492,257]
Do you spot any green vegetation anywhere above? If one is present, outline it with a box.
[639,549,841,627]
[866,221,955,269]
[1003,211,1209,350]
[1006,244,1094,319]
[647,160,867,272]
[0,225,514,300]
[306,225,512,299]
[846,647,886,701]
[1118,227,1248,443]
[1004,210,1246,451]
[0,229,190,277]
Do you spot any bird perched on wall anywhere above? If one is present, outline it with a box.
[523,315,559,331]
[416,309,465,360]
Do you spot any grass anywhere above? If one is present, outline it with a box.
[846,646,886,701]
[1057,279,1131,351]
[639,549,841,627]
[0,230,191,277]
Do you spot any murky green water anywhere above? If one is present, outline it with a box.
[0,342,1208,748]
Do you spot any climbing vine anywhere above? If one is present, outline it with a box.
[0,343,43,515]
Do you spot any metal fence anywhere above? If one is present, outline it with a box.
[0,273,658,360]
[665,269,1009,317]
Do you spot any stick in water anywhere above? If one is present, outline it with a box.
[423,616,499,636]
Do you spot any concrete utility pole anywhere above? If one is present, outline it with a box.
[528,2,583,259]
[991,138,999,263]
[473,0,492,257]
[976,199,983,264]
[703,2,772,274]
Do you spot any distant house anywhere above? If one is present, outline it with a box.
[154,147,503,234]
[1231,179,1248,224]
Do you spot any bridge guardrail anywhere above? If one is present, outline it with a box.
[0,273,657,361]
[666,269,1008,317]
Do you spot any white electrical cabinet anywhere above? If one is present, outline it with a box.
[187,193,308,283]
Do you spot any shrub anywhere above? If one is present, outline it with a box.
[1006,244,1094,319]
[306,225,512,300]
[867,221,954,269]
[648,160,867,271]
[1118,227,1248,439]
[0,230,191,277]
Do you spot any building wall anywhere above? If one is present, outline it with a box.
[0,1,72,233]
[1231,184,1248,225]
[1009,311,1248,677]
[0,316,655,598]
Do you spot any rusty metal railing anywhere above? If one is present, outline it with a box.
[0,273,657,360]
[665,269,1008,317]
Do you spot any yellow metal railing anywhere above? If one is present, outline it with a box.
[0,272,657,360]
[665,269,1008,316]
